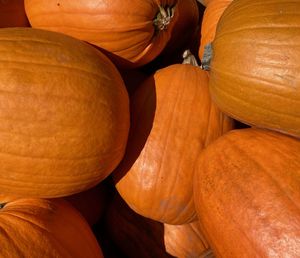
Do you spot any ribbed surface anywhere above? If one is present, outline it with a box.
[24,0,180,66]
[0,28,129,197]
[210,0,300,137]
[115,64,233,225]
[164,222,211,257]
[0,197,103,257]
[194,128,300,257]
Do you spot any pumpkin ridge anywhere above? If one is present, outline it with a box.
[211,84,300,121]
[196,140,268,255]
[0,212,73,257]
[0,224,25,257]
[31,21,152,32]
[151,69,186,223]
[215,26,300,41]
[226,136,300,211]
[0,59,111,81]
[211,68,300,102]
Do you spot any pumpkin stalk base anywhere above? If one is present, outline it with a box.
[183,49,199,66]
[153,5,175,31]
[201,43,213,71]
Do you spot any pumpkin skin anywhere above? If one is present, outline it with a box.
[105,194,174,258]
[0,195,103,257]
[114,63,233,224]
[0,28,129,198]
[194,128,300,257]
[164,222,213,258]
[25,0,197,67]
[162,0,199,57]
[208,0,300,137]
[198,0,232,61]
[0,0,29,28]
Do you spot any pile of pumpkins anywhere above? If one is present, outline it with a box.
[0,0,299,257]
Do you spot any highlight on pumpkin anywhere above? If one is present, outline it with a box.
[0,0,298,256]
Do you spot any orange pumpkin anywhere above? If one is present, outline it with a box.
[25,0,198,67]
[0,0,29,28]
[164,222,213,258]
[207,0,300,137]
[105,194,174,258]
[0,195,103,257]
[0,28,129,198]
[114,62,233,224]
[194,128,300,257]
[198,0,232,61]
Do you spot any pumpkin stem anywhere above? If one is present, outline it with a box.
[200,43,213,71]
[153,5,175,31]
[182,49,199,66]
[0,203,6,209]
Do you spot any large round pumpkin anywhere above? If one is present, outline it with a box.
[0,195,103,257]
[24,0,198,67]
[0,28,129,198]
[114,62,233,224]
[207,0,300,137]
[0,0,29,28]
[164,222,213,258]
[194,128,300,257]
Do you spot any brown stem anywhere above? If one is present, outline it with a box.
[182,49,199,66]
[153,5,175,31]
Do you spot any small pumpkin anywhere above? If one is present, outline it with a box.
[194,128,300,257]
[0,195,103,257]
[164,222,213,258]
[114,58,233,224]
[206,0,300,137]
[0,28,129,198]
[0,0,29,28]
[25,0,199,67]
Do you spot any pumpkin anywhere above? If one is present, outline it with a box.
[0,195,103,257]
[162,0,199,57]
[114,59,233,225]
[0,28,129,198]
[194,128,300,257]
[164,222,213,258]
[206,0,300,137]
[105,194,174,258]
[0,0,29,28]
[25,0,198,67]
[64,180,112,226]
[198,0,232,62]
